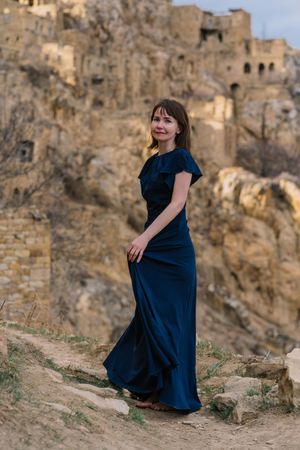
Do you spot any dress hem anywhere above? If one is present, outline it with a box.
[104,365,202,414]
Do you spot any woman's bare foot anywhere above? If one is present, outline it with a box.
[135,392,159,409]
[135,400,153,408]
[150,402,177,412]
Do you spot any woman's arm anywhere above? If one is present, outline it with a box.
[127,171,192,263]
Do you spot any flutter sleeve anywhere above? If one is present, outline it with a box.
[158,148,203,190]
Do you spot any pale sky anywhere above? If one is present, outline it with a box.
[173,0,300,49]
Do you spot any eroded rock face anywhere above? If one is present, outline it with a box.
[202,168,300,353]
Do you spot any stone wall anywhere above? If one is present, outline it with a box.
[0,209,51,324]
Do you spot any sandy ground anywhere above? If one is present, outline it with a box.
[0,325,299,450]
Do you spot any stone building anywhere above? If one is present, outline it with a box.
[0,0,57,61]
[170,6,287,91]
[42,42,76,85]
[1,1,288,96]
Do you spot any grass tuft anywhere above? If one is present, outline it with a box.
[197,340,231,360]
[246,388,260,397]
[121,407,146,426]
[209,398,236,420]
[60,408,92,430]
[128,407,145,426]
[198,360,228,382]
[4,321,105,355]
[0,341,23,403]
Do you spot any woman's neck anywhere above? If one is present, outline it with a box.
[157,141,176,155]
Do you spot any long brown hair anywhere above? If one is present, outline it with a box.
[148,99,191,150]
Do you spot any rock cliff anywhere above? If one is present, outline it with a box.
[0,0,300,354]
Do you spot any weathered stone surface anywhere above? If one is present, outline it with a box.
[44,368,64,384]
[205,168,300,354]
[279,348,300,407]
[213,376,262,424]
[66,366,107,382]
[43,402,74,415]
[62,385,129,415]
[244,362,285,380]
[74,383,118,398]
[231,397,261,425]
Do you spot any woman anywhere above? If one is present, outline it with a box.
[103,99,203,413]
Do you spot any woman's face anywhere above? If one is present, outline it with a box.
[150,107,181,146]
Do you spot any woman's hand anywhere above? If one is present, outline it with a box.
[127,233,149,263]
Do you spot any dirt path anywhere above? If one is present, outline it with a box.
[1,325,299,450]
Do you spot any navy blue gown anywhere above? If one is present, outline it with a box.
[103,147,203,412]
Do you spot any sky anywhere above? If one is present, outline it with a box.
[173,0,300,49]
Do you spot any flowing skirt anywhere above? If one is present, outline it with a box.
[103,228,202,412]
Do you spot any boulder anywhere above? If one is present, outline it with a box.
[62,385,129,415]
[213,376,261,424]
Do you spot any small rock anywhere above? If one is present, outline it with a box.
[181,421,201,429]
[44,368,64,383]
[78,425,89,433]
[43,402,74,415]
[213,376,261,424]
[62,385,129,415]
[74,383,118,397]
[231,397,260,425]
[123,389,133,398]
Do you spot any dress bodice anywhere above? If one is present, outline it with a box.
[138,147,203,241]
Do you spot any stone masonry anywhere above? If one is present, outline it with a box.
[0,209,51,324]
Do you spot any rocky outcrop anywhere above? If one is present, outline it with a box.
[201,168,300,353]
[1,0,300,354]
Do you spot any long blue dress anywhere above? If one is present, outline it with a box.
[103,147,203,412]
